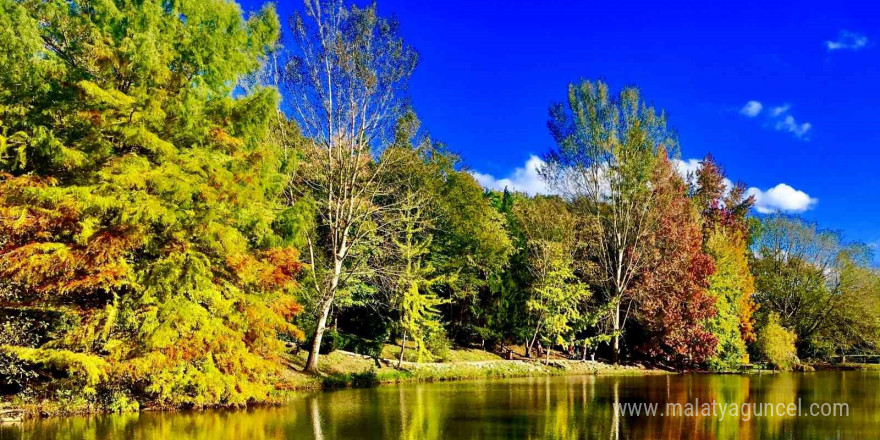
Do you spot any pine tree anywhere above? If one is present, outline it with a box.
[0,0,304,407]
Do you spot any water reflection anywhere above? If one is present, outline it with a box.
[4,372,879,439]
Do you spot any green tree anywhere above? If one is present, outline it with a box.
[751,215,868,357]
[379,139,451,364]
[389,193,446,364]
[282,0,419,373]
[431,172,512,344]
[541,80,676,363]
[514,197,591,359]
[811,252,880,357]
[0,0,303,408]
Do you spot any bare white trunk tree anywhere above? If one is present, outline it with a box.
[540,81,676,363]
[283,0,417,373]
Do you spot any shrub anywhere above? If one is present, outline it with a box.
[338,332,387,359]
[758,313,798,370]
[319,330,343,354]
[426,330,451,362]
[351,370,379,388]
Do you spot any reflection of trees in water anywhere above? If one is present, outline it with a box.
[398,385,443,440]
[8,372,880,439]
[11,406,298,440]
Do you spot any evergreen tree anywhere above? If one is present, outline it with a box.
[0,0,303,407]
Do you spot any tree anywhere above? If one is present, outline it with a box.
[0,0,304,407]
[690,156,757,369]
[529,264,590,364]
[635,152,717,368]
[282,0,419,373]
[387,191,446,364]
[758,313,798,370]
[541,80,677,363]
[378,138,451,365]
[514,197,591,359]
[692,155,753,237]
[823,258,880,355]
[704,229,755,370]
[751,215,867,357]
[431,172,512,345]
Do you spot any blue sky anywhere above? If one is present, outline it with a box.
[245,0,880,249]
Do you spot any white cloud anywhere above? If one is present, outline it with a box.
[740,101,763,117]
[674,158,702,177]
[478,156,818,214]
[675,158,817,214]
[740,101,811,140]
[471,155,553,195]
[746,183,818,214]
[826,30,869,51]
[775,115,812,139]
[771,104,790,117]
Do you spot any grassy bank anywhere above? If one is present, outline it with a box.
[284,347,665,390]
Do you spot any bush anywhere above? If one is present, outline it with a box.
[351,370,379,388]
[758,314,799,370]
[339,332,387,359]
[319,330,344,355]
[426,330,451,362]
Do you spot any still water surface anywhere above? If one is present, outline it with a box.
[3,371,879,439]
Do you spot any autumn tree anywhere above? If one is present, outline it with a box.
[757,313,798,370]
[0,0,303,407]
[690,156,757,370]
[282,0,419,373]
[635,152,717,368]
[541,80,676,363]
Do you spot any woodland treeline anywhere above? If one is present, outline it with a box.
[1,0,879,411]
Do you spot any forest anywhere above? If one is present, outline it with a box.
[1,0,879,412]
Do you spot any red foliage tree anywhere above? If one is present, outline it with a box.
[694,155,758,342]
[636,151,717,368]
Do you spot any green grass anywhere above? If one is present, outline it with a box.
[283,348,664,392]
[380,343,503,363]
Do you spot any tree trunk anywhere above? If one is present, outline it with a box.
[304,259,343,374]
[582,340,588,361]
[612,300,621,365]
[527,323,542,359]
[398,331,407,368]
[545,343,551,365]
[304,297,333,373]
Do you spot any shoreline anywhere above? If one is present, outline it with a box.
[4,351,876,422]
[2,352,666,421]
[288,350,671,391]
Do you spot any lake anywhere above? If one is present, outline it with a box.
[3,371,879,439]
